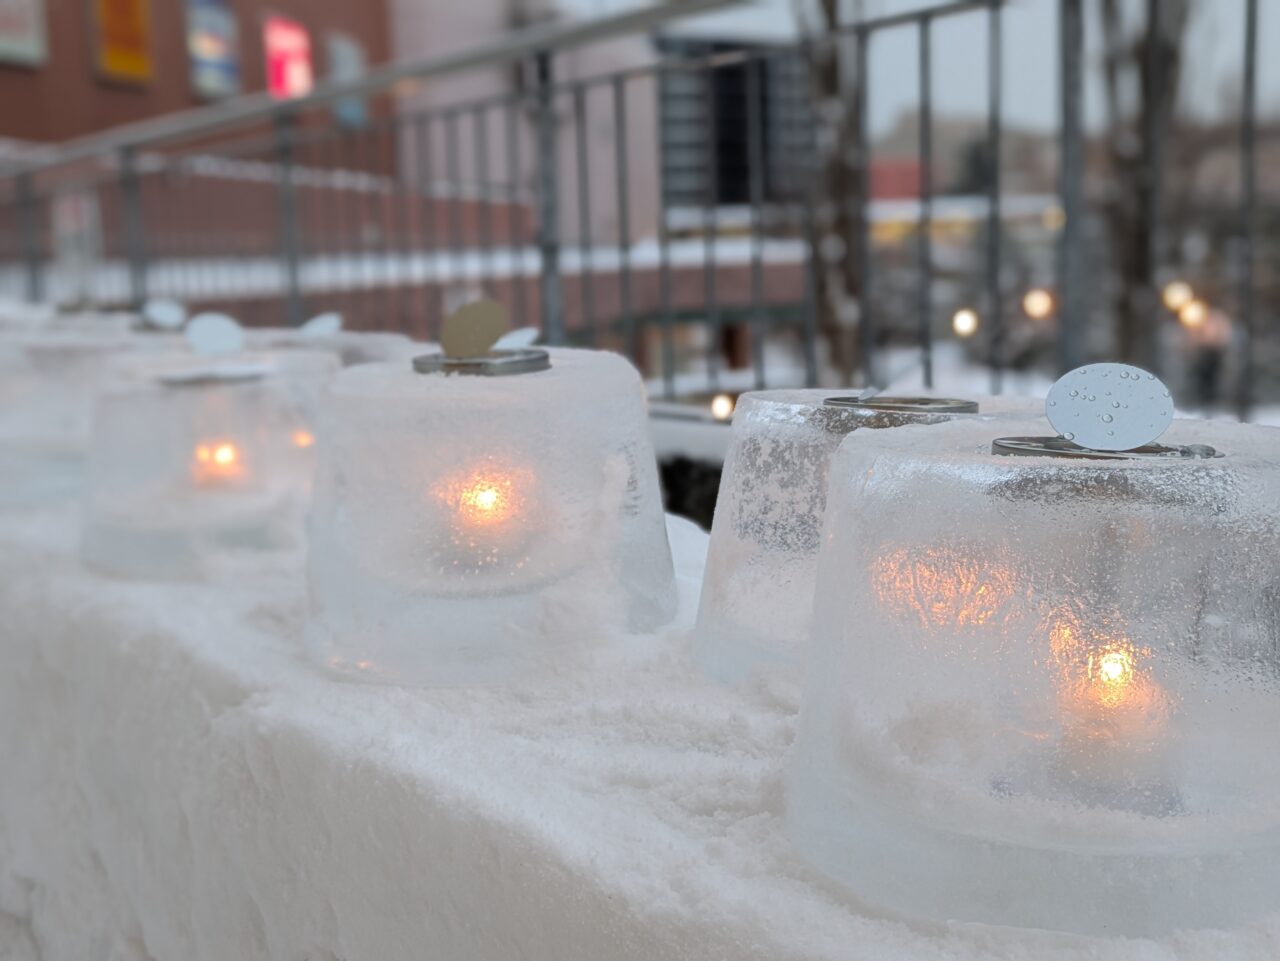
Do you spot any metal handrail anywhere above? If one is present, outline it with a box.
[5,0,740,177]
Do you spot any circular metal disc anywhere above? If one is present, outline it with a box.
[991,436,1220,460]
[301,312,343,336]
[1045,363,1173,451]
[824,395,979,414]
[411,348,550,377]
[141,298,187,330]
[159,362,275,387]
[185,312,245,355]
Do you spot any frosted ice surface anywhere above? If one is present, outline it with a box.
[79,350,338,580]
[306,348,677,685]
[245,327,422,366]
[0,329,172,507]
[788,415,1280,935]
[694,390,1041,683]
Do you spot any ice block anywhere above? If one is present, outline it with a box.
[79,350,337,579]
[786,416,1280,935]
[693,392,1040,683]
[305,347,676,686]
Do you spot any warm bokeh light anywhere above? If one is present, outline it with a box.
[872,547,1018,631]
[437,467,527,529]
[1162,280,1194,312]
[1022,288,1054,320]
[1048,614,1162,716]
[710,393,735,421]
[292,429,315,449]
[1178,298,1208,329]
[952,308,979,338]
[1086,643,1139,709]
[193,441,244,483]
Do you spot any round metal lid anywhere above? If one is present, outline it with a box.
[991,436,1221,460]
[824,395,979,414]
[411,348,551,377]
[158,362,275,387]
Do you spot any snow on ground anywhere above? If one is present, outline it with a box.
[3,498,1280,960]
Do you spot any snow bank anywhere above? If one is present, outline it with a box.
[2,507,1279,959]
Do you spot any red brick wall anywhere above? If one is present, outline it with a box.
[0,0,389,143]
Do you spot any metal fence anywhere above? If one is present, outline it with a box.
[0,0,1269,416]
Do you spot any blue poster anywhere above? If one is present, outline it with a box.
[186,0,239,99]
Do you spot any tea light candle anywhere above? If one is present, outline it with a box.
[1048,617,1176,812]
[433,460,538,571]
[192,440,246,486]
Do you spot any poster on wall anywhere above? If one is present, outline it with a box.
[187,0,239,99]
[95,0,152,83]
[0,0,46,66]
[263,14,311,99]
[326,31,367,129]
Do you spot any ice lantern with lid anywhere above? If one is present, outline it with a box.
[79,347,338,579]
[786,366,1280,936]
[305,305,677,686]
[693,390,1039,683]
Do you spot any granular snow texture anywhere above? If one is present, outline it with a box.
[1,508,1279,960]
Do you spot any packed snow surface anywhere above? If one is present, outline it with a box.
[2,504,1280,959]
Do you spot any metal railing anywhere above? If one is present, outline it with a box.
[0,0,1269,416]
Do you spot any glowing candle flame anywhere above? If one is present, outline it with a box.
[454,475,516,527]
[193,440,244,484]
[292,429,315,449]
[433,463,535,571]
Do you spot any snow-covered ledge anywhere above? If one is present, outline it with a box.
[2,508,1279,961]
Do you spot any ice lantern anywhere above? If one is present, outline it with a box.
[304,345,677,687]
[787,368,1280,936]
[694,391,1039,683]
[79,350,337,579]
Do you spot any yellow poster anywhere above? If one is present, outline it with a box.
[95,0,151,83]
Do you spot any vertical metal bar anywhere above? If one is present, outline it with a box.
[1142,0,1165,376]
[419,117,445,337]
[119,146,147,308]
[655,73,676,400]
[797,45,820,388]
[917,18,934,389]
[747,54,767,390]
[855,26,876,387]
[16,173,41,303]
[444,109,464,294]
[389,119,413,333]
[1057,0,1084,373]
[275,112,304,326]
[473,104,494,292]
[415,115,440,340]
[573,83,597,346]
[534,51,565,344]
[613,74,636,364]
[985,0,1004,393]
[1236,0,1259,421]
[505,97,528,329]
[702,64,721,389]
[375,120,399,329]
[336,131,358,327]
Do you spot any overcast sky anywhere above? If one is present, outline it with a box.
[568,0,1278,137]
